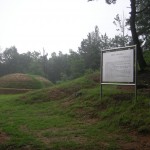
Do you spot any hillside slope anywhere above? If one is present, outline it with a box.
[0,71,150,149]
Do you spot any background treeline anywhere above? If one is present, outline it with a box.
[1,0,150,83]
[0,26,133,83]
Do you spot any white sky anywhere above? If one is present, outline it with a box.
[0,0,130,55]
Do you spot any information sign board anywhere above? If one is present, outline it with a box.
[100,45,137,101]
[102,49,134,83]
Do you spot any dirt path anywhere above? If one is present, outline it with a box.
[119,131,150,150]
[0,131,10,144]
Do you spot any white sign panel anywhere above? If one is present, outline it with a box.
[102,49,134,83]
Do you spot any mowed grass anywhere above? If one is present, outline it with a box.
[0,71,150,150]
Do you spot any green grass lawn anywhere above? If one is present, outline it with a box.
[0,72,150,150]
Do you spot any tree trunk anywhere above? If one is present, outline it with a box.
[130,0,147,71]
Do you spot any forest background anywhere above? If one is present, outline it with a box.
[0,0,150,83]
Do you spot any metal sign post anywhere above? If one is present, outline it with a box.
[100,45,137,102]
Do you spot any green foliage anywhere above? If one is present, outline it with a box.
[136,0,150,50]
[78,26,101,70]
[143,50,150,66]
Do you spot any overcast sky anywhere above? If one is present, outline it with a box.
[0,0,130,55]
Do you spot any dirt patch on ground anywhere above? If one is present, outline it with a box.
[36,127,87,148]
[119,131,150,150]
[48,88,67,100]
[117,85,135,91]
[47,86,82,101]
[0,131,10,144]
[0,88,33,94]
[111,93,135,102]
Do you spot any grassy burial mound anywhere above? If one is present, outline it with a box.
[0,71,149,149]
[0,73,53,94]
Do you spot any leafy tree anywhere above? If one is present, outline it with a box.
[25,51,44,76]
[129,0,147,70]
[78,26,101,70]
[2,46,19,74]
[113,14,131,47]
[69,49,85,79]
[0,52,4,76]
[78,26,131,72]
[3,46,18,62]
[40,49,49,78]
[99,33,111,49]
[110,35,132,48]
[16,53,32,73]
[107,0,147,70]
[136,0,150,50]
[89,0,147,70]
[112,14,132,47]
[47,51,70,83]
